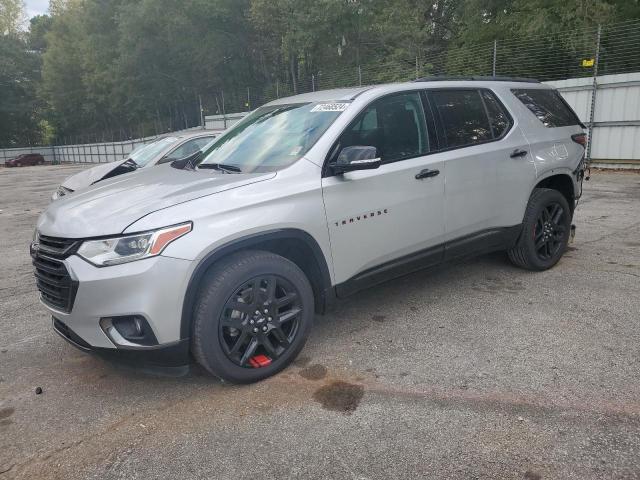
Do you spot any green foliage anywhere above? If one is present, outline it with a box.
[0,0,25,34]
[0,33,42,146]
[28,14,52,51]
[0,0,639,145]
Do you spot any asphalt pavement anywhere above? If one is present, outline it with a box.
[1,164,639,479]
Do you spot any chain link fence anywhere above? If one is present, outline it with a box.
[208,19,640,111]
[2,18,639,165]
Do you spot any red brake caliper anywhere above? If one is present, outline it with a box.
[248,354,272,368]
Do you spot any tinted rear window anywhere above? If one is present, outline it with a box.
[430,90,492,148]
[512,89,581,128]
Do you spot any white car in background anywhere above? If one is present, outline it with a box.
[52,131,217,200]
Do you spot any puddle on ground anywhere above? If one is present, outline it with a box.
[524,471,542,480]
[472,278,525,294]
[293,355,311,367]
[299,364,327,381]
[0,407,14,419]
[313,381,364,414]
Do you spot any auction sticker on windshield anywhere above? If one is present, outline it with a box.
[311,103,350,112]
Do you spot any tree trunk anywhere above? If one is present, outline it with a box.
[290,54,298,94]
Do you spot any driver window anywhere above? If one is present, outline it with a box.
[339,92,429,163]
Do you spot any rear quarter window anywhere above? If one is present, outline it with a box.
[481,90,511,139]
[512,89,581,128]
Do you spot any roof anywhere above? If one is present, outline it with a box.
[149,130,217,142]
[265,77,546,106]
[174,130,218,139]
[413,75,540,83]
[267,86,373,106]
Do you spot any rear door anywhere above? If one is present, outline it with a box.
[321,91,445,286]
[426,88,536,241]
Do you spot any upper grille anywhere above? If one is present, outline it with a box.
[32,235,81,313]
[38,235,79,259]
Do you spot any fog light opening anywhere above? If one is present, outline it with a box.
[100,315,158,347]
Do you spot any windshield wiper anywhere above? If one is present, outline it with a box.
[198,163,242,173]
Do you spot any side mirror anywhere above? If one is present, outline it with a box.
[331,145,381,174]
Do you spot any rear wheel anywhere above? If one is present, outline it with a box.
[191,250,314,383]
[508,188,572,271]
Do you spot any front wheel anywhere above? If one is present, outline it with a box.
[508,188,572,271]
[191,250,314,383]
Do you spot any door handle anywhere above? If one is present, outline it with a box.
[415,168,440,180]
[510,149,528,158]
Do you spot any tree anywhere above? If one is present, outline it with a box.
[250,0,360,93]
[1,0,638,145]
[0,34,42,146]
[28,14,53,52]
[115,0,255,129]
[40,2,96,137]
[0,0,25,34]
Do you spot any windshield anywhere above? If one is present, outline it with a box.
[130,136,178,167]
[198,102,349,173]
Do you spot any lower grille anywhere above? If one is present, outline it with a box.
[32,235,80,313]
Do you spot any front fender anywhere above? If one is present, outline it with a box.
[177,228,333,340]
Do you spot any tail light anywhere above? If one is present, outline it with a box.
[571,133,587,147]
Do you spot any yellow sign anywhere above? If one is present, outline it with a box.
[581,58,595,67]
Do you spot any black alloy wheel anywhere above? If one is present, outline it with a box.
[533,202,567,261]
[219,275,302,368]
[191,250,314,383]
[508,187,572,271]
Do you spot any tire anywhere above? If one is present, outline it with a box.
[191,250,314,384]
[508,188,572,271]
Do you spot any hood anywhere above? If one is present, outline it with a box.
[38,164,276,238]
[61,160,127,191]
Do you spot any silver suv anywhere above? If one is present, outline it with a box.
[32,77,586,383]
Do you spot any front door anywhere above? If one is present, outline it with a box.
[321,91,445,287]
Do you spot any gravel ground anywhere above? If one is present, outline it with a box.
[0,164,639,480]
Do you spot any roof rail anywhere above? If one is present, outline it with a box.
[413,75,540,84]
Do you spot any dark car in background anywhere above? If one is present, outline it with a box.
[5,153,45,167]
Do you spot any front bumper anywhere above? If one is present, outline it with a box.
[53,317,190,370]
[40,254,194,367]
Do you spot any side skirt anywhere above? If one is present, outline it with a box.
[335,224,522,298]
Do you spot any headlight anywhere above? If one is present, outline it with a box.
[77,223,192,266]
